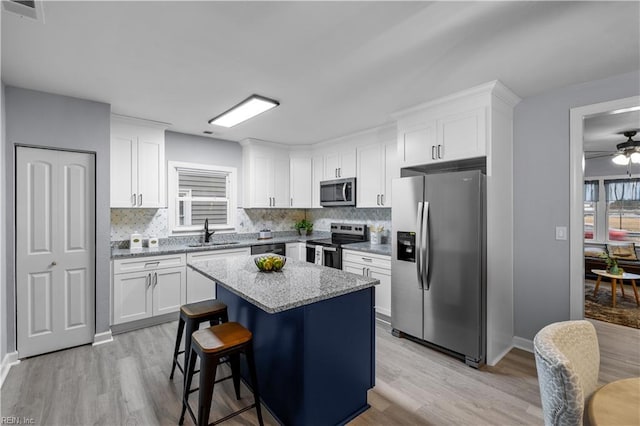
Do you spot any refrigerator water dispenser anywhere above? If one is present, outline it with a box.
[397,231,416,262]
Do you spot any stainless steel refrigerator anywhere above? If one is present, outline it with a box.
[391,169,486,367]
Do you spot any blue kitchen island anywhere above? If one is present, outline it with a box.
[188,256,378,426]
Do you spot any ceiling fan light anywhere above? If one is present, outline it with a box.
[612,153,629,165]
[630,152,640,163]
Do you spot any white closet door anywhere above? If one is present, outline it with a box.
[16,147,95,358]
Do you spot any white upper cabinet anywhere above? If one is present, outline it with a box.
[394,90,491,167]
[311,155,324,208]
[436,107,486,162]
[110,116,166,208]
[356,129,398,208]
[357,144,383,208]
[290,156,312,208]
[242,141,290,208]
[323,147,356,179]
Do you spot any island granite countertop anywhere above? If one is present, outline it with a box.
[189,256,379,314]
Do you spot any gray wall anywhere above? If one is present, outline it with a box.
[4,87,111,353]
[164,131,243,203]
[513,71,640,341]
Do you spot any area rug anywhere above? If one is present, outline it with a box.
[584,280,640,329]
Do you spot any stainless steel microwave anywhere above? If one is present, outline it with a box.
[320,178,356,207]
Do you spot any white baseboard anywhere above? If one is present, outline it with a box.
[92,330,113,346]
[1,352,20,388]
[512,336,534,353]
[487,344,514,367]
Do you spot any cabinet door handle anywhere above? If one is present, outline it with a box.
[138,194,142,206]
[431,146,436,160]
[362,267,366,276]
[437,144,443,159]
[272,197,275,206]
[146,273,151,288]
[367,268,371,277]
[381,194,384,206]
[132,193,136,206]
[377,194,380,206]
[339,167,342,177]
[153,272,158,287]
[290,197,293,207]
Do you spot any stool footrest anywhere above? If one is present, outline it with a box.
[185,375,233,395]
[210,403,257,425]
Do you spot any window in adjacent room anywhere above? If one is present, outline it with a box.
[584,180,598,241]
[168,161,237,233]
[605,178,640,242]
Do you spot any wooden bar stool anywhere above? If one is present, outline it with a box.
[179,322,264,426]
[170,299,228,380]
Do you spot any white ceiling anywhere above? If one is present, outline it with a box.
[2,1,639,146]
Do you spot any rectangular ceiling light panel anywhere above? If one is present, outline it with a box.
[209,95,279,128]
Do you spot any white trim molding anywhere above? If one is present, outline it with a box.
[92,330,113,346]
[569,96,640,320]
[1,352,20,387]
[512,336,534,353]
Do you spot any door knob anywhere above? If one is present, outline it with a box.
[51,261,57,266]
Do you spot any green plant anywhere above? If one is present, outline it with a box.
[599,252,623,274]
[294,219,313,233]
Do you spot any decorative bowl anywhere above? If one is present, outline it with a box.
[254,255,286,272]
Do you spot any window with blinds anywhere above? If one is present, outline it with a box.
[168,162,237,232]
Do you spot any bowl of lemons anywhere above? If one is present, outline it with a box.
[254,255,286,272]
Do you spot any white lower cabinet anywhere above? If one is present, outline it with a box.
[285,242,305,261]
[186,248,251,303]
[112,254,186,325]
[342,250,391,317]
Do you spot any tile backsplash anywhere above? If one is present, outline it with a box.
[111,207,391,241]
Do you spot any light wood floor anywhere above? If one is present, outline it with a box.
[1,319,638,425]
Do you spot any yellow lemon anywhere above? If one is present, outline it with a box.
[263,259,273,271]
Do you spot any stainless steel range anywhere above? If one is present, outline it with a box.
[306,223,368,269]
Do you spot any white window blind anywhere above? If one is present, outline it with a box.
[168,162,237,233]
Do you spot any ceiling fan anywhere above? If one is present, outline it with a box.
[585,130,640,165]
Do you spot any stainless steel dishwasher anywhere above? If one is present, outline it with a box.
[251,242,286,256]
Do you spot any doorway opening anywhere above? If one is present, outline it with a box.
[569,96,640,329]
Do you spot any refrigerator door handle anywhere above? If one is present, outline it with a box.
[422,201,430,290]
[416,201,424,289]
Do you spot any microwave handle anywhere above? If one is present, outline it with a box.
[342,182,347,201]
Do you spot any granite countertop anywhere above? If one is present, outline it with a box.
[111,234,325,259]
[188,256,379,314]
[341,242,391,257]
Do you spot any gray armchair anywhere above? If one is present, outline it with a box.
[533,320,600,426]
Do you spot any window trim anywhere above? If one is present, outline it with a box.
[168,161,237,235]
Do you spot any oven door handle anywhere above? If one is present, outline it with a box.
[323,247,337,252]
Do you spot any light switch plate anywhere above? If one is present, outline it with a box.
[555,226,567,240]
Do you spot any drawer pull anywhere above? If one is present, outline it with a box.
[361,257,373,262]
[145,262,160,268]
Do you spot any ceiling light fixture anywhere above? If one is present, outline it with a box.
[208,94,279,128]
[611,131,640,165]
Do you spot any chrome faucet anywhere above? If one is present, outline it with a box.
[204,218,215,243]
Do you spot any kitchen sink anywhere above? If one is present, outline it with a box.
[187,242,241,247]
